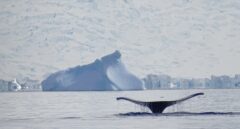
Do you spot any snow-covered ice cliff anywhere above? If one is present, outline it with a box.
[1,0,240,80]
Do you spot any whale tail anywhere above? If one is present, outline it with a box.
[116,97,148,106]
[117,92,204,113]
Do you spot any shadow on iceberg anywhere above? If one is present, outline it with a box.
[41,50,144,91]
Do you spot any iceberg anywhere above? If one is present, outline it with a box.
[41,50,144,91]
[10,78,22,91]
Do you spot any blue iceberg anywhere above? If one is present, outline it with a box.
[41,50,144,91]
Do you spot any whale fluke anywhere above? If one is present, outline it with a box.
[117,92,204,113]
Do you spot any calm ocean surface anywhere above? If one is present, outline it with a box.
[0,89,240,129]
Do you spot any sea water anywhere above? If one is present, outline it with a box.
[0,89,240,129]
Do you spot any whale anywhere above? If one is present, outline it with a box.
[117,92,204,113]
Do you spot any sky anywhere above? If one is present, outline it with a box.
[0,0,240,80]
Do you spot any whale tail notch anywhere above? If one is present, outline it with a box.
[117,92,204,113]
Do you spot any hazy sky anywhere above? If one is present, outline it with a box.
[0,0,240,80]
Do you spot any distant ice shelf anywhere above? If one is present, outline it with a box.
[41,50,144,91]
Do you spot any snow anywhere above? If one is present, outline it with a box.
[41,50,144,91]
[1,0,240,80]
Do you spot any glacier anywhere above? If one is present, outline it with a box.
[41,50,144,91]
[143,74,240,89]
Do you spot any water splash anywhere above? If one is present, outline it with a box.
[117,112,240,117]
